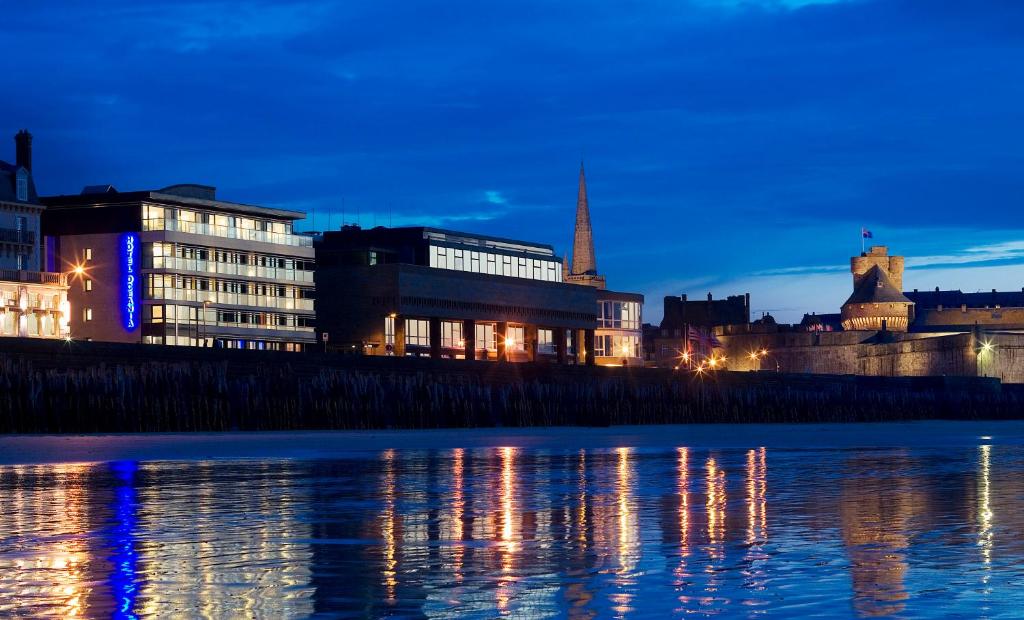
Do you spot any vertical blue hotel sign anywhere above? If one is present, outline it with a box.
[121,233,139,332]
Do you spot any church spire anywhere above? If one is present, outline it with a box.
[571,161,597,276]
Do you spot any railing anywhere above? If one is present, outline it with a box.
[0,228,36,245]
[145,219,314,247]
[150,256,315,283]
[0,269,68,286]
[149,289,315,311]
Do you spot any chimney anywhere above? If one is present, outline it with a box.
[14,129,32,172]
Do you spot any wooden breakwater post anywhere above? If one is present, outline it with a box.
[0,339,1020,433]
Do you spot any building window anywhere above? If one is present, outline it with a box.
[405,318,430,348]
[475,323,495,352]
[84,308,93,321]
[84,248,93,261]
[84,279,93,292]
[15,170,28,202]
[538,328,555,354]
[384,316,395,348]
[595,334,640,358]
[506,325,525,351]
[598,301,641,329]
[441,320,464,349]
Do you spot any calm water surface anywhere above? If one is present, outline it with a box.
[1,430,1022,618]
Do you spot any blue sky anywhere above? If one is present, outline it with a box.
[3,0,1024,323]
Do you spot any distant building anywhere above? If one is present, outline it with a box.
[314,225,599,362]
[907,288,1024,332]
[645,292,750,366]
[561,163,644,366]
[42,184,315,350]
[0,130,69,339]
[840,246,914,331]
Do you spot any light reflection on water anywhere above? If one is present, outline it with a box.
[0,443,1023,618]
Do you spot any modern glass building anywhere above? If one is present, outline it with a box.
[42,184,315,350]
[314,225,599,363]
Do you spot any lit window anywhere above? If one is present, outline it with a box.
[506,325,525,351]
[84,248,93,261]
[441,320,464,348]
[384,316,395,348]
[405,318,430,347]
[475,323,496,352]
[84,308,93,321]
[84,279,92,292]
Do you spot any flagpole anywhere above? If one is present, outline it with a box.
[861,227,864,254]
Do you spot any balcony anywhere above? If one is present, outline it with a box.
[0,269,68,286]
[0,228,36,245]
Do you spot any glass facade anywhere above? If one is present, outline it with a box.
[428,245,562,283]
[143,273,314,311]
[146,242,314,283]
[142,204,312,247]
[594,334,641,358]
[598,300,641,329]
[135,203,316,351]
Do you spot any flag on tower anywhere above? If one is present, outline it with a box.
[861,228,873,239]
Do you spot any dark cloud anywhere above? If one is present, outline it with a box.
[3,0,1024,321]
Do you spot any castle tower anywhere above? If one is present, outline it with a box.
[840,246,914,331]
[565,162,606,289]
[851,245,904,292]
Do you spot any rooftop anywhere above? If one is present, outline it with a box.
[843,265,913,305]
[42,183,306,221]
[907,288,1024,309]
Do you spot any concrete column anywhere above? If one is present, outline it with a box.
[525,324,539,362]
[429,317,442,359]
[497,320,509,362]
[463,319,475,360]
[584,328,596,366]
[554,327,567,365]
[394,316,406,357]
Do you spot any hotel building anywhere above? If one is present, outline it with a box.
[0,130,70,339]
[562,163,645,366]
[315,225,599,363]
[42,184,315,350]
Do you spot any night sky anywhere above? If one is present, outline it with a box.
[4,0,1024,323]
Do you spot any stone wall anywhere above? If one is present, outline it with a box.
[857,333,976,378]
[720,331,867,375]
[915,306,1024,330]
[721,329,1024,384]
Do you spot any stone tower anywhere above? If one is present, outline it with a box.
[851,245,905,292]
[840,246,914,331]
[565,162,606,289]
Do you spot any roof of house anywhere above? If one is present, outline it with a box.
[906,288,1024,309]
[843,265,913,306]
[0,160,38,204]
[42,184,305,220]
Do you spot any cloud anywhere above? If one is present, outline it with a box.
[484,190,507,205]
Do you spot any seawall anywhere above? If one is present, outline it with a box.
[0,339,1021,433]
